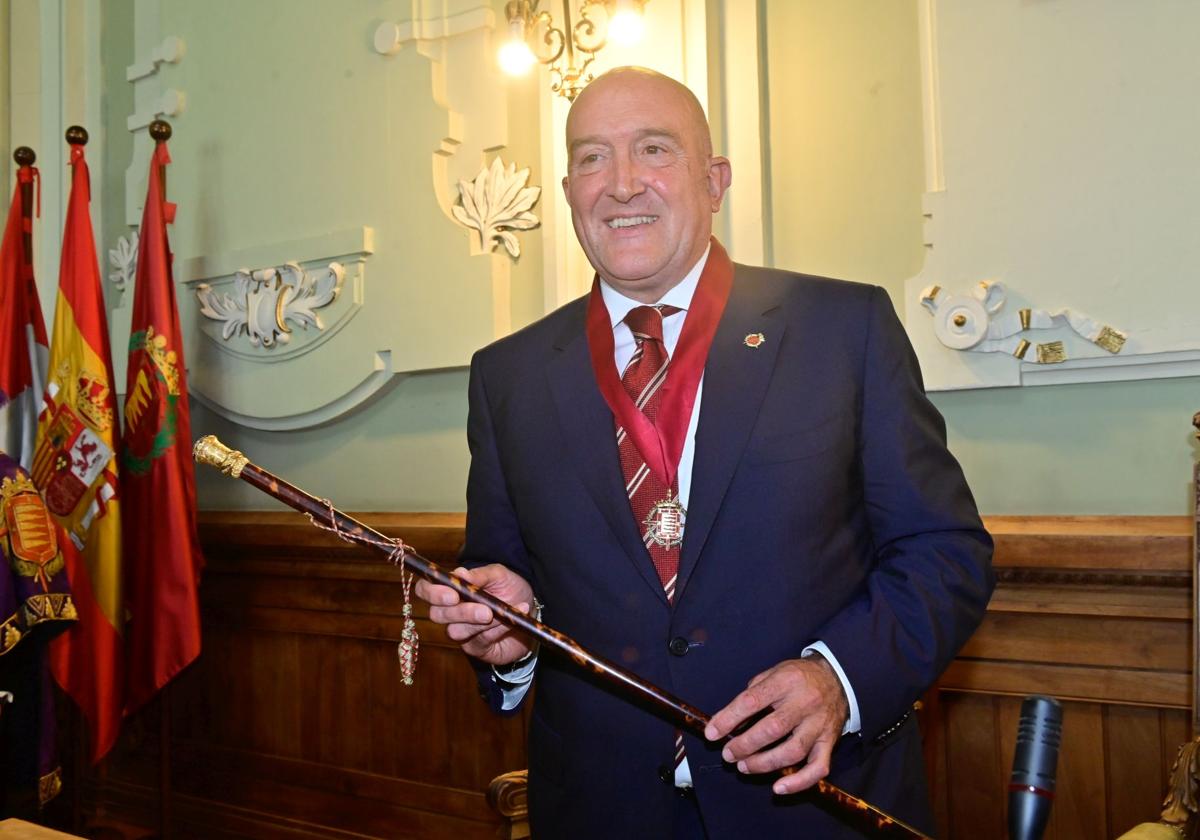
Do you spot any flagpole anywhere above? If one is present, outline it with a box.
[14,146,35,268]
[147,117,174,840]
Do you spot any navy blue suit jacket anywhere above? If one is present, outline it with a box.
[461,264,994,838]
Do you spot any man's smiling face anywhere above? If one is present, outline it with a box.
[562,69,731,303]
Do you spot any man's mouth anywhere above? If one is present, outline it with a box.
[607,215,658,229]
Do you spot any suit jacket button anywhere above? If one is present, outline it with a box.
[658,764,674,784]
[668,636,690,657]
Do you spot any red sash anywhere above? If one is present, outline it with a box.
[586,239,733,487]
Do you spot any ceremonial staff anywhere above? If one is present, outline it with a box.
[194,435,928,839]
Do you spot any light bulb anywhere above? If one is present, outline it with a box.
[499,39,537,75]
[608,5,645,46]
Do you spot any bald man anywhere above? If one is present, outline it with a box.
[418,67,993,838]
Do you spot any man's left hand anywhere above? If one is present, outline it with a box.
[703,655,849,795]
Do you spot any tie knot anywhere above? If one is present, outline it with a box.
[625,305,680,343]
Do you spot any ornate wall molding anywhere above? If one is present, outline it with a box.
[127,88,186,132]
[108,231,138,291]
[126,35,185,81]
[372,7,494,55]
[903,1,1200,390]
[126,3,185,226]
[373,3,517,336]
[196,262,345,349]
[125,31,186,131]
[176,227,388,431]
[180,226,372,363]
[918,280,1127,366]
[993,568,1189,589]
[186,352,396,433]
[451,157,541,258]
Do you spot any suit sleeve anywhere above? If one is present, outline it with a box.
[815,286,994,742]
[459,351,537,713]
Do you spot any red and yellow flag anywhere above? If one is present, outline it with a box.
[35,141,124,762]
[121,137,203,716]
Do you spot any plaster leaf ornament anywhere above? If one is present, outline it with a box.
[451,157,541,259]
[196,261,345,348]
[108,231,139,290]
[919,281,1127,365]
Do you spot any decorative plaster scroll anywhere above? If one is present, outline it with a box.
[108,231,138,291]
[181,226,373,364]
[126,35,185,82]
[181,227,385,431]
[195,262,345,348]
[452,157,541,259]
[918,281,1127,366]
[372,7,495,55]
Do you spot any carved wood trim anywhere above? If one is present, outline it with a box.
[994,568,1189,588]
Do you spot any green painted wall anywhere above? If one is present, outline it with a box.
[90,2,1197,516]
[763,0,1198,516]
[94,1,546,513]
[934,377,1199,515]
[763,0,926,311]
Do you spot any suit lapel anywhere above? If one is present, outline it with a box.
[677,269,787,599]
[546,311,670,604]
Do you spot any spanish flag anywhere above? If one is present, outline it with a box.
[34,137,124,762]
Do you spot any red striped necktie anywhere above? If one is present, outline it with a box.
[617,304,685,600]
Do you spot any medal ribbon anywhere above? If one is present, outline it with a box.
[586,239,733,488]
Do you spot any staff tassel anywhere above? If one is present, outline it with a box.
[193,435,928,839]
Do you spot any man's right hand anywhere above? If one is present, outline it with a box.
[415,564,535,666]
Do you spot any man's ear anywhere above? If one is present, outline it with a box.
[561,175,570,200]
[707,156,732,212]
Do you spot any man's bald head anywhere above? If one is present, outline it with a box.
[560,65,731,302]
[566,67,713,158]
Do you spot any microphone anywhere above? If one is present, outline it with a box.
[1008,695,1063,840]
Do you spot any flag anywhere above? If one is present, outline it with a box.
[34,141,124,763]
[0,450,78,809]
[0,158,48,469]
[121,136,203,716]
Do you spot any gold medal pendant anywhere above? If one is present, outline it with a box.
[644,497,686,549]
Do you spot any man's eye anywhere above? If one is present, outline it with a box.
[644,145,662,155]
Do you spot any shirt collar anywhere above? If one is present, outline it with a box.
[599,243,712,329]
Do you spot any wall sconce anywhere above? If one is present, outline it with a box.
[499,0,649,101]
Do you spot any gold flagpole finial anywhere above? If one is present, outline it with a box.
[193,435,250,478]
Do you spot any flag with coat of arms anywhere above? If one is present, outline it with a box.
[121,129,204,716]
[34,137,125,763]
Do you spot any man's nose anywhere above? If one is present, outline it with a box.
[609,154,645,203]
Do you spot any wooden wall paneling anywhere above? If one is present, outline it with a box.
[918,689,950,833]
[944,693,1005,839]
[1047,702,1106,839]
[1104,705,1173,835]
[962,613,1189,672]
[992,696,1021,838]
[1161,709,1192,790]
[75,513,1193,839]
[921,515,1193,840]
